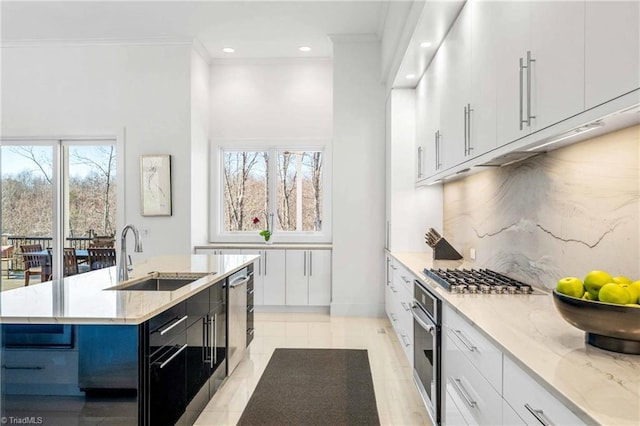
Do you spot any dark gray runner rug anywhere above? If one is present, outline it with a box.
[237,348,380,426]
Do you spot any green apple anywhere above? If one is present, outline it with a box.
[598,283,631,305]
[612,276,632,284]
[583,270,613,299]
[556,277,584,298]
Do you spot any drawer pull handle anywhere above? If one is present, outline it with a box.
[453,329,477,352]
[390,264,397,270]
[247,306,255,314]
[401,276,410,283]
[450,377,477,408]
[525,403,554,426]
[400,334,411,347]
[158,344,187,369]
[2,365,44,370]
[390,285,398,293]
[248,328,255,336]
[400,301,411,312]
[159,315,188,335]
[247,288,255,295]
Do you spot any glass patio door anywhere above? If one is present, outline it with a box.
[1,139,117,288]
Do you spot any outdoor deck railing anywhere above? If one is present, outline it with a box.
[4,236,107,272]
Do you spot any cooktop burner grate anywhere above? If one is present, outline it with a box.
[423,268,536,294]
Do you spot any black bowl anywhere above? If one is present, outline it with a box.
[552,290,640,354]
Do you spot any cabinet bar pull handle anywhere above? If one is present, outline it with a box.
[450,377,477,408]
[248,328,255,336]
[202,316,208,360]
[213,313,217,366]
[453,329,477,352]
[417,146,423,178]
[434,131,439,170]
[390,285,398,293]
[526,51,536,125]
[437,131,442,169]
[400,301,411,312]
[303,251,307,276]
[247,288,255,295]
[519,56,525,130]
[158,344,187,369]
[464,105,468,155]
[309,251,313,276]
[390,313,398,322]
[159,315,188,335]
[2,365,44,370]
[467,103,473,154]
[264,251,267,275]
[247,306,255,313]
[524,403,553,426]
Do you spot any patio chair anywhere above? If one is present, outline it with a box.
[63,248,79,277]
[87,247,117,270]
[20,244,50,286]
[89,236,115,248]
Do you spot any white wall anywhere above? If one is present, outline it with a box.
[1,43,193,259]
[331,36,386,317]
[210,59,333,140]
[190,49,211,249]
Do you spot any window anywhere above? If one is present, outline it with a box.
[219,146,325,239]
[1,139,119,286]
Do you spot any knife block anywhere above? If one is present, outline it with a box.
[424,235,463,260]
[431,238,463,260]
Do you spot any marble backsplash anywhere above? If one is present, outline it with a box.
[443,125,640,289]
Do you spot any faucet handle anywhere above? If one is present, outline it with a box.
[127,255,133,272]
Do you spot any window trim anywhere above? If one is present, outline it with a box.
[210,139,332,244]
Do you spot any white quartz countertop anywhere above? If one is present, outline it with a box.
[0,254,258,325]
[195,243,332,250]
[390,251,640,426]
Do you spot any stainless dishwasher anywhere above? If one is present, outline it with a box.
[227,268,251,375]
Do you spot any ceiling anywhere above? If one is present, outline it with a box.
[1,1,389,59]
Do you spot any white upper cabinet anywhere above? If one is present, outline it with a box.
[439,3,472,170]
[468,0,499,157]
[585,1,640,109]
[495,1,533,146]
[530,1,585,130]
[416,56,442,179]
[496,1,586,145]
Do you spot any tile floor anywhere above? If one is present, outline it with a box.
[194,312,431,426]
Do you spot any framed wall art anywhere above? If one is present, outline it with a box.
[140,154,172,216]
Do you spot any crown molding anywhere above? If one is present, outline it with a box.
[327,33,379,44]
[1,36,194,49]
[209,56,333,66]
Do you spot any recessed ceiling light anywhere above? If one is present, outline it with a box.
[222,47,235,53]
[420,41,433,48]
[405,74,416,79]
[299,46,311,52]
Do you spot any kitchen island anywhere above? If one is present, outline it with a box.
[391,251,640,426]
[0,254,258,426]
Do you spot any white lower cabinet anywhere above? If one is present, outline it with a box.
[285,249,331,306]
[259,249,286,306]
[385,256,414,366]
[442,304,587,426]
[503,356,586,426]
[195,247,331,307]
[443,334,503,425]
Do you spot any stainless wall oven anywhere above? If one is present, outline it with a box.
[412,280,441,425]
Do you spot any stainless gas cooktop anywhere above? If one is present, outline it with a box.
[423,268,547,295]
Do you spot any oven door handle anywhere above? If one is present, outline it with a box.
[411,304,436,334]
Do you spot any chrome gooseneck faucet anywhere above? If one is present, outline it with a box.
[118,224,143,283]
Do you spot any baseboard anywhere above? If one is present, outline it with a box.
[254,305,330,314]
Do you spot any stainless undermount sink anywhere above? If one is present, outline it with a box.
[105,272,214,291]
